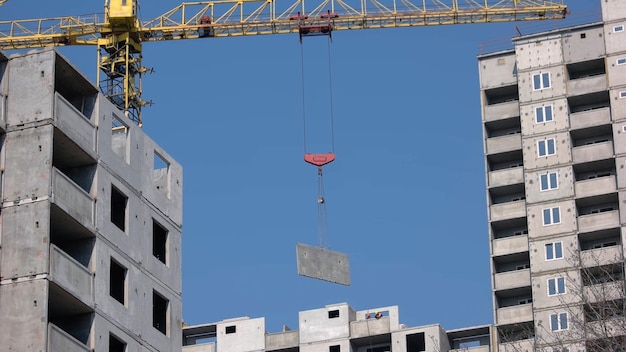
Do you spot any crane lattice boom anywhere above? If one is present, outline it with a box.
[0,0,567,125]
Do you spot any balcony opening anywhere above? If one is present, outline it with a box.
[153,290,169,335]
[329,346,341,352]
[585,300,624,322]
[489,184,526,205]
[364,345,392,352]
[567,58,606,80]
[153,219,168,265]
[109,333,126,352]
[496,287,533,308]
[579,228,621,251]
[485,117,521,138]
[576,193,618,216]
[484,84,519,105]
[573,159,615,181]
[48,297,94,347]
[154,151,170,197]
[406,332,425,351]
[111,186,128,232]
[498,322,534,343]
[110,258,127,305]
[586,336,626,351]
[112,114,129,163]
[582,263,624,286]
[491,217,528,239]
[487,150,523,171]
[493,252,530,274]
[568,91,610,114]
[570,124,612,147]
[225,325,236,334]
[53,128,97,194]
[55,55,97,120]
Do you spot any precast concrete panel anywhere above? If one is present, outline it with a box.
[0,201,51,278]
[605,22,626,54]
[529,235,579,274]
[610,89,626,121]
[521,132,572,171]
[391,325,442,352]
[54,92,97,156]
[525,166,574,204]
[299,304,352,344]
[618,191,626,225]
[533,305,584,346]
[607,54,626,87]
[92,314,144,352]
[520,98,569,137]
[613,122,626,155]
[562,27,606,63]
[217,317,265,352]
[478,52,518,89]
[296,243,350,286]
[602,0,626,23]
[142,206,182,294]
[6,51,54,126]
[616,156,626,189]
[3,124,53,203]
[515,38,563,71]
[0,279,48,352]
[530,269,581,310]
[299,339,350,352]
[527,200,577,239]
[517,66,566,104]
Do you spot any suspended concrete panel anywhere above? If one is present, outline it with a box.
[296,243,350,286]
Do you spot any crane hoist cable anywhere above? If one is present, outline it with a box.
[299,18,336,249]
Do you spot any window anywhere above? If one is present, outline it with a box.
[545,242,563,260]
[329,346,340,352]
[153,219,168,265]
[111,186,128,232]
[543,207,561,226]
[617,58,626,66]
[533,72,551,90]
[620,91,626,99]
[518,298,532,305]
[535,105,554,123]
[110,259,127,305]
[328,309,340,319]
[540,171,558,191]
[225,325,236,334]
[550,312,568,331]
[153,291,169,335]
[109,334,126,352]
[548,277,566,296]
[537,138,556,157]
[614,25,624,33]
[406,332,426,351]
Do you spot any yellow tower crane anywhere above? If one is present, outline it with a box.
[0,0,567,126]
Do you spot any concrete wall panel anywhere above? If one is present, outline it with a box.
[299,303,354,344]
[562,27,606,63]
[610,89,626,122]
[296,243,350,286]
[92,313,145,352]
[527,199,577,239]
[522,132,572,170]
[520,98,568,136]
[478,52,517,89]
[142,207,182,294]
[217,317,265,352]
[603,0,626,23]
[607,54,626,87]
[529,234,579,274]
[515,38,563,71]
[616,156,626,188]
[605,22,626,54]
[0,279,48,352]
[531,270,582,310]
[525,166,574,204]
[517,66,566,104]
[300,339,350,352]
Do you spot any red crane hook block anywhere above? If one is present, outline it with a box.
[304,153,335,167]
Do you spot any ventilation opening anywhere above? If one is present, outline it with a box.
[111,186,128,232]
[406,332,426,351]
[329,345,340,352]
[110,259,127,305]
[225,325,236,334]
[112,114,129,162]
[109,333,126,352]
[328,309,340,319]
[154,151,170,197]
[153,219,168,265]
[153,291,169,335]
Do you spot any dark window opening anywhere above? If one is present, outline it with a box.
[328,309,340,319]
[109,333,126,352]
[111,186,128,232]
[406,332,426,351]
[153,291,169,335]
[225,325,236,334]
[366,346,392,352]
[153,219,168,264]
[329,345,340,352]
[109,259,126,305]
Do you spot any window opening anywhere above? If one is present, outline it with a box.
[154,151,170,197]
[406,332,426,351]
[153,290,169,335]
[537,138,556,157]
[550,312,568,331]
[110,259,127,305]
[329,345,340,352]
[533,72,551,90]
[540,171,558,191]
[109,333,126,352]
[111,186,128,232]
[614,25,624,33]
[111,114,129,163]
[535,105,554,123]
[328,309,340,318]
[617,58,626,66]
[153,219,168,265]
[542,207,561,226]
[548,277,566,296]
[546,242,563,260]
[225,325,236,334]
[621,92,626,99]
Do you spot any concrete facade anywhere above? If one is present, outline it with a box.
[479,0,626,350]
[0,49,183,352]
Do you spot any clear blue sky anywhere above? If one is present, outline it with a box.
[4,0,601,333]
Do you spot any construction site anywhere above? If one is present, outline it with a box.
[1,0,626,351]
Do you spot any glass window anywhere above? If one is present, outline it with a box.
[617,58,626,66]
[535,105,554,123]
[543,207,561,226]
[620,91,626,99]
[548,277,566,296]
[545,242,563,260]
[533,72,551,90]
[550,312,568,331]
[540,171,558,191]
[538,138,556,157]
[614,25,625,33]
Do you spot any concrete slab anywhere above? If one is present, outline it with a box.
[296,243,350,286]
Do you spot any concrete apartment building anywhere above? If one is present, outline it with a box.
[0,49,183,352]
[480,0,626,350]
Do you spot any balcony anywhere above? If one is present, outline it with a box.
[48,323,90,352]
[499,339,534,351]
[489,167,524,188]
[486,134,522,155]
[484,101,519,122]
[575,175,617,199]
[583,281,625,304]
[51,167,94,227]
[490,200,526,222]
[494,269,531,291]
[49,244,93,306]
[54,93,96,154]
[451,346,490,352]
[578,210,619,233]
[496,304,533,325]
[265,330,298,351]
[580,245,622,268]
[572,141,614,164]
[492,235,528,257]
[350,317,391,338]
[570,107,611,130]
[567,74,607,97]
[182,344,216,352]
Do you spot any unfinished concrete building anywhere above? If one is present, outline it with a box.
[480,0,626,350]
[182,303,492,352]
[0,49,183,352]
